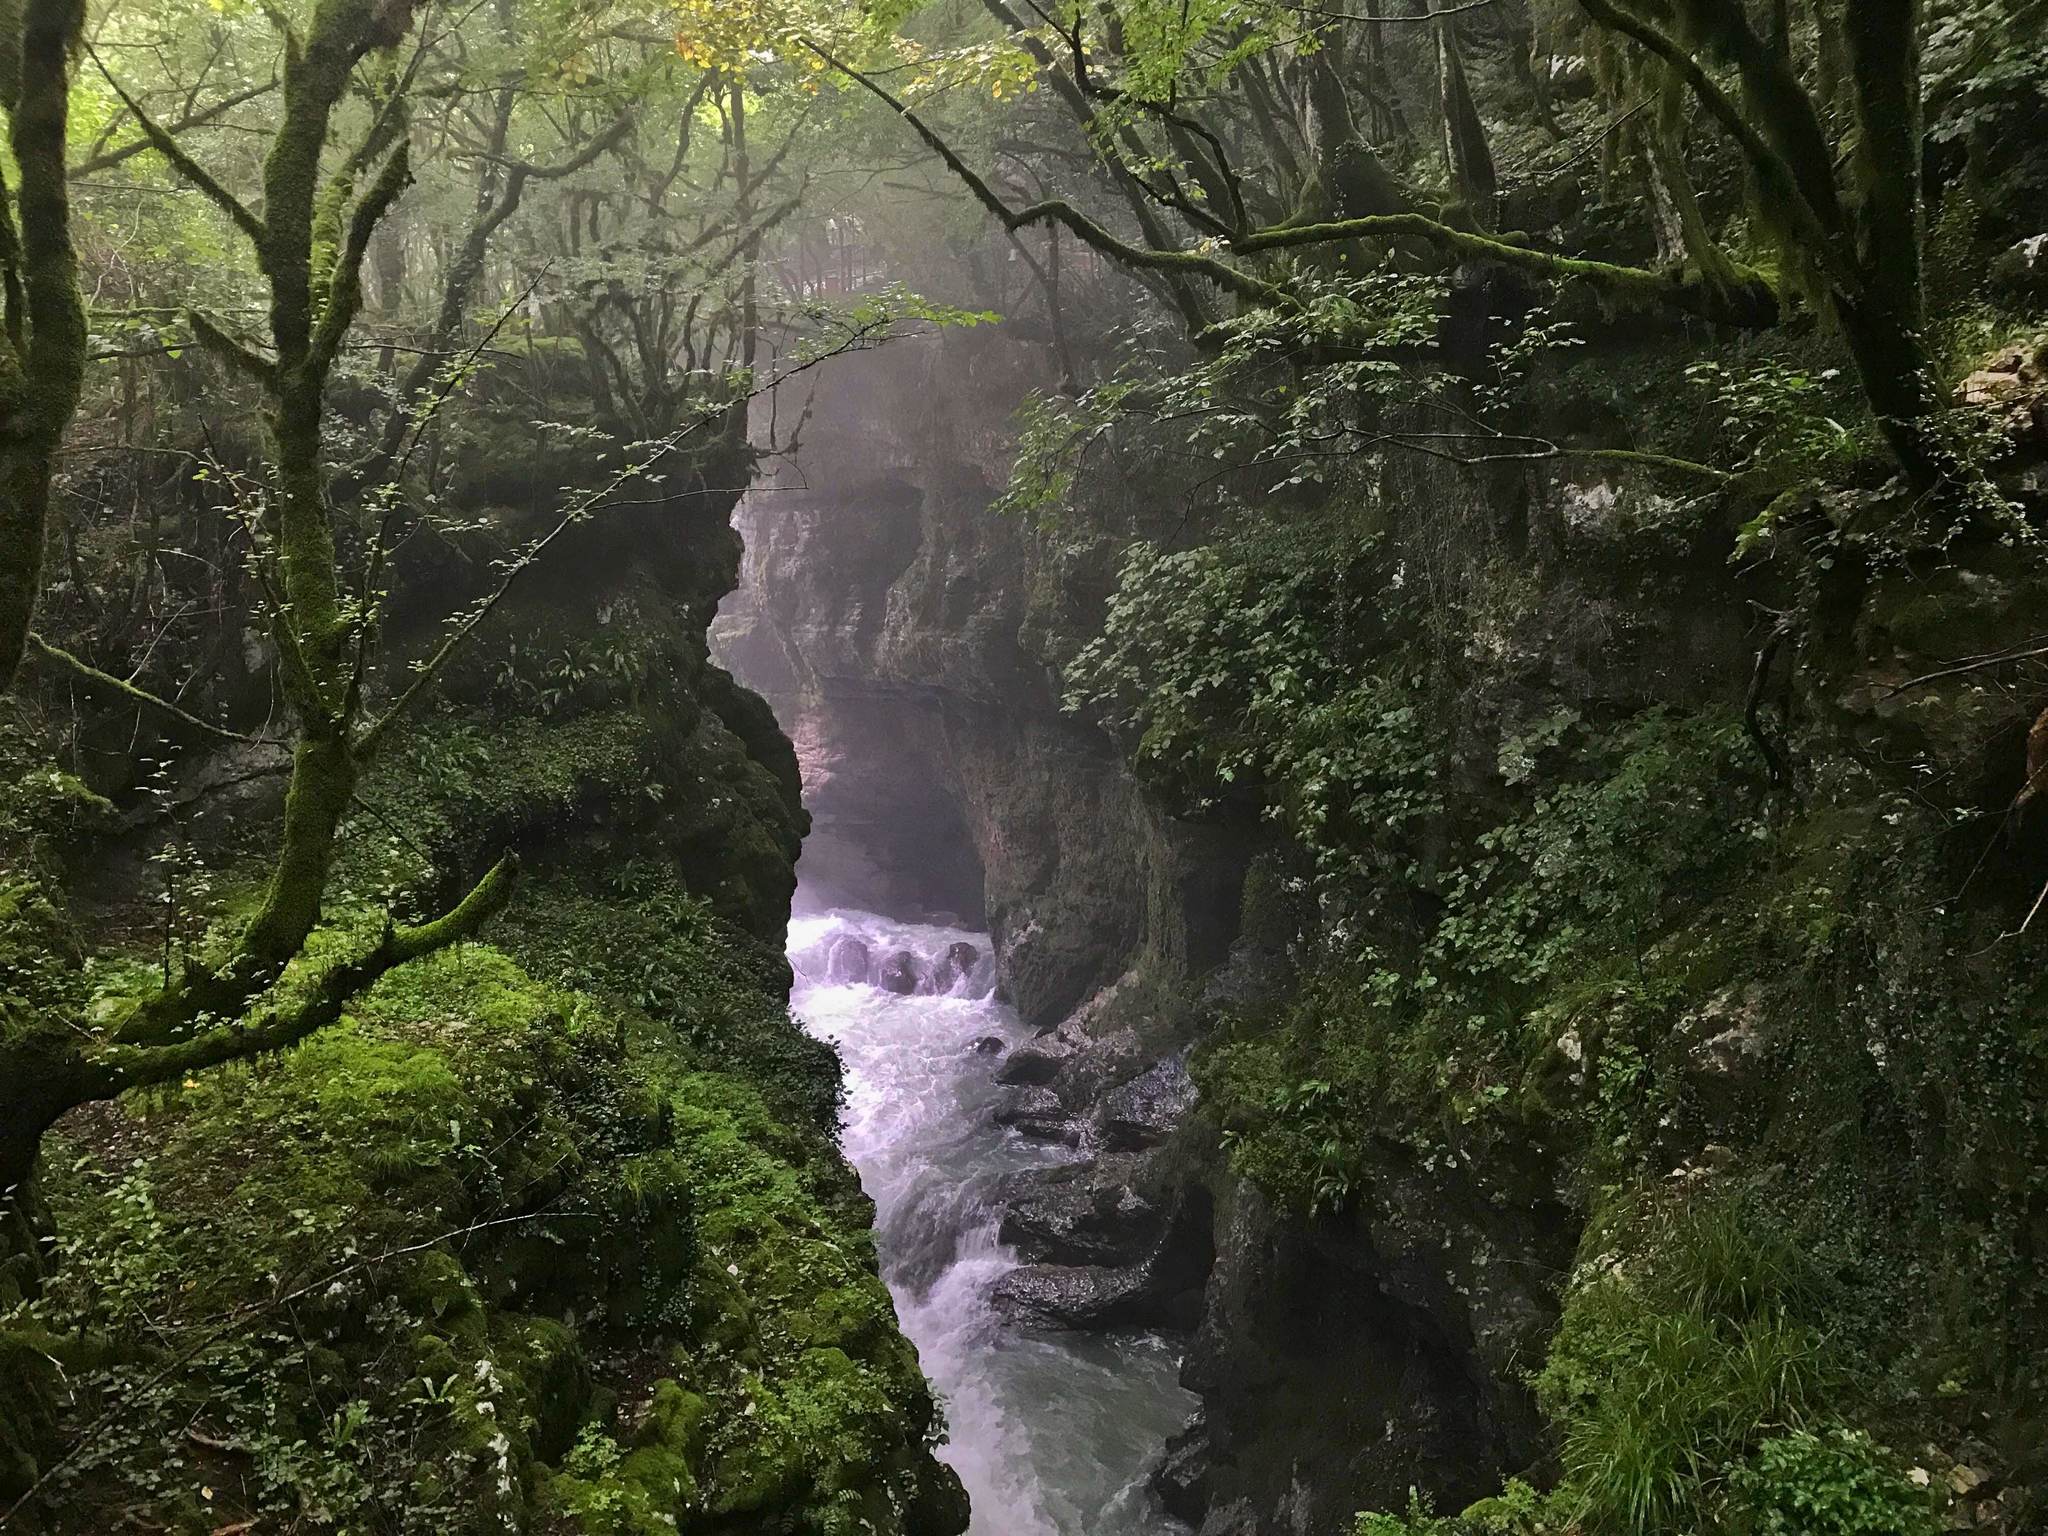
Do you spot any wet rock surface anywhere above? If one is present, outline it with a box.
[827,936,872,984]
[991,1086,1079,1144]
[1096,1056,1196,1152]
[990,1179,1211,1334]
[877,950,921,995]
[1151,1418,1211,1526]
[997,1159,1166,1268]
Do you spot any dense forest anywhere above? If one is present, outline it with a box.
[1,0,2045,1532]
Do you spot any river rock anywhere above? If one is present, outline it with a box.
[992,1232,1208,1332]
[933,937,987,999]
[877,950,921,995]
[1151,1417,1212,1525]
[971,1034,1005,1056]
[994,1046,1064,1087]
[826,937,872,985]
[992,1086,1079,1144]
[931,940,981,993]
[997,1162,1163,1268]
[992,1159,1213,1332]
[990,1262,1158,1329]
[1095,1055,1196,1152]
[993,1020,1086,1087]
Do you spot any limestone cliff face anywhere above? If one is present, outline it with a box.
[715,306,2048,1536]
[715,333,1243,1022]
[4,412,970,1531]
[713,328,1553,1533]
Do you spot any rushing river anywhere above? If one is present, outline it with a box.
[787,907,1195,1535]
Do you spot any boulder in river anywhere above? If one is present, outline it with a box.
[826,937,872,985]
[997,1162,1162,1268]
[971,1034,1006,1056]
[993,1020,1086,1086]
[992,1086,1080,1144]
[1094,1055,1197,1152]
[877,950,921,994]
[990,1262,1157,1330]
[994,1045,1064,1087]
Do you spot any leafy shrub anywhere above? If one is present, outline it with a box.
[1061,522,1398,821]
[1355,1480,1572,1534]
[1198,708,1757,1213]
[1727,1429,1940,1536]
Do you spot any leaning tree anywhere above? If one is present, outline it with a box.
[2,0,519,1244]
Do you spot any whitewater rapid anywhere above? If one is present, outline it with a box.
[787,908,1194,1535]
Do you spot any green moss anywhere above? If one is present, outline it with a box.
[353,684,802,942]
[495,866,840,1130]
[5,926,957,1533]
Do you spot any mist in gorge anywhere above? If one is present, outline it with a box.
[3,0,2048,1532]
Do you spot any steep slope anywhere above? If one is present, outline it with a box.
[1,431,969,1533]
[715,319,2048,1535]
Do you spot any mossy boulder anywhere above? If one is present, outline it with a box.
[3,931,963,1534]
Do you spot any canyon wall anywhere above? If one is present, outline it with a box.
[713,329,1559,1533]
[716,311,2048,1536]
[716,307,2048,1531]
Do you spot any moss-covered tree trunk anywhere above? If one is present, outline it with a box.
[1435,7,1497,224]
[0,0,97,1322]
[1573,0,1975,502]
[0,1035,80,1300]
[9,0,515,1245]
[0,0,88,691]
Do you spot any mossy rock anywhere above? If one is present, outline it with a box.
[11,925,960,1534]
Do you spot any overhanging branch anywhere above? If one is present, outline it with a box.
[184,307,280,389]
[1237,211,1779,326]
[806,39,1284,307]
[25,633,266,743]
[85,853,519,1095]
[73,78,279,177]
[90,47,268,250]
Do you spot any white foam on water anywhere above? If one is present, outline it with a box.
[788,907,1194,1535]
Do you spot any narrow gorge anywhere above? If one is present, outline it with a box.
[4,2,2048,1534]
[714,331,1572,1534]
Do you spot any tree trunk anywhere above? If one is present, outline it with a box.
[0,429,57,690]
[1836,293,1949,494]
[0,1026,85,1303]
[0,0,89,691]
[1436,10,1498,224]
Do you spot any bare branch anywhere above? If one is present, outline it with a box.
[805,39,1283,306]
[89,45,267,249]
[24,633,266,744]
[72,78,279,176]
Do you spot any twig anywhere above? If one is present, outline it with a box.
[24,635,267,745]
[1743,609,1796,787]
[1883,641,2048,696]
